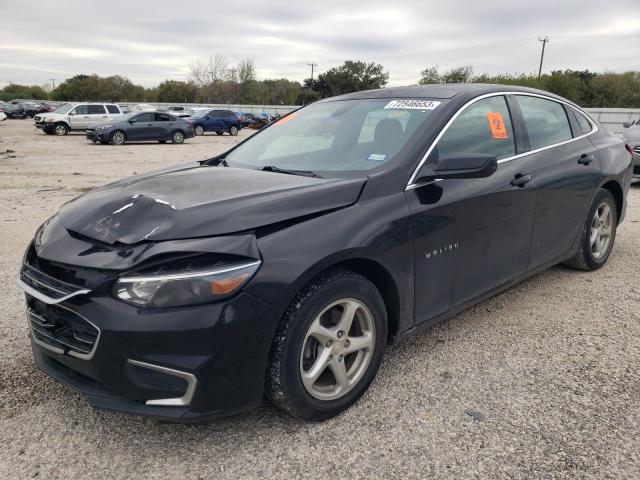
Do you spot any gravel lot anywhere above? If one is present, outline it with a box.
[0,119,639,479]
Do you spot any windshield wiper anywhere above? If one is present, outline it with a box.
[261,165,321,178]
[201,155,228,167]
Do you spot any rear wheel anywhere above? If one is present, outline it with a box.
[110,130,126,145]
[266,269,387,420]
[229,125,238,136]
[53,123,68,136]
[170,130,185,144]
[194,125,204,136]
[564,189,617,271]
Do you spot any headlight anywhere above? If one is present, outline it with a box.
[99,124,112,130]
[44,117,54,123]
[113,259,261,307]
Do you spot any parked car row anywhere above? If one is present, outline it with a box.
[0,101,56,119]
[30,102,260,145]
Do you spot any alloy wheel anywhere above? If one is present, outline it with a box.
[195,125,204,135]
[590,201,613,259]
[111,131,125,145]
[54,124,67,136]
[172,131,184,144]
[299,298,376,401]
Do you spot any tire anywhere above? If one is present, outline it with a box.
[170,130,185,144]
[564,189,618,271]
[194,125,204,136]
[215,131,223,136]
[110,130,126,145]
[229,125,239,136]
[53,123,68,136]
[266,269,387,420]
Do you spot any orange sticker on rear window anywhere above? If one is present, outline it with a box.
[274,113,297,125]
[486,112,508,139]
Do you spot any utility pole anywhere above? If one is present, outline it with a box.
[307,61,318,81]
[50,78,56,90]
[537,37,549,79]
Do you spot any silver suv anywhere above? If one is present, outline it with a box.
[34,102,124,136]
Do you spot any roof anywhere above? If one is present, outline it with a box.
[321,83,574,105]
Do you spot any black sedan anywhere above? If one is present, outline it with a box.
[17,85,633,422]
[86,111,195,145]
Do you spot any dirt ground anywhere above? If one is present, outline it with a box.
[0,118,639,479]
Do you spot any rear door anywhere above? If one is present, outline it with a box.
[154,112,176,139]
[407,95,537,322]
[513,95,601,269]
[87,104,108,125]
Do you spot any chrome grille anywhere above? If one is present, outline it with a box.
[26,296,99,359]
[18,260,90,304]
[633,145,640,155]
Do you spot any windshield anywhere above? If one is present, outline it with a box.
[226,98,445,172]
[55,104,74,114]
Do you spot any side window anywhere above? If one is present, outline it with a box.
[573,109,593,135]
[88,105,106,114]
[430,96,515,163]
[73,105,89,115]
[517,96,572,149]
[106,105,120,114]
[134,112,155,122]
[155,113,173,122]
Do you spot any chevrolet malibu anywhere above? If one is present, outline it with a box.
[18,85,633,422]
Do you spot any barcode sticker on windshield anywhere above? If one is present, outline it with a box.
[384,100,441,110]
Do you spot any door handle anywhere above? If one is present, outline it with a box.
[578,153,594,165]
[511,174,532,187]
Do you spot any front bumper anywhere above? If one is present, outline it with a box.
[20,282,279,422]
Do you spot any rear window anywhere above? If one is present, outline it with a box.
[106,105,120,114]
[573,110,594,135]
[517,96,572,150]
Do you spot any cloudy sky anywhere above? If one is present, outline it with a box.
[1,0,638,89]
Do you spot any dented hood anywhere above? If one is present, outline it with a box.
[58,164,366,244]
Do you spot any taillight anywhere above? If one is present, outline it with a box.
[625,144,634,156]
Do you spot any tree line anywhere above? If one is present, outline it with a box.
[1,57,638,108]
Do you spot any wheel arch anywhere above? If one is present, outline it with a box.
[600,179,623,224]
[282,253,402,344]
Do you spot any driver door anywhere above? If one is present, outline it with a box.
[406,95,537,324]
[127,112,156,140]
[68,105,90,129]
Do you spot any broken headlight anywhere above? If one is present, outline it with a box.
[113,259,261,307]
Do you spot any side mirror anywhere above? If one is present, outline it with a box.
[622,120,635,128]
[129,119,137,124]
[417,153,498,182]
[69,111,76,116]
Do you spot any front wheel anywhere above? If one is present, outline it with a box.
[266,269,387,420]
[194,125,204,136]
[53,123,68,136]
[564,189,618,271]
[110,130,126,145]
[229,125,238,136]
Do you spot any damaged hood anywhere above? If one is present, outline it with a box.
[58,164,366,244]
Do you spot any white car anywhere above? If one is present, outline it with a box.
[131,103,156,112]
[0,111,6,122]
[34,103,124,136]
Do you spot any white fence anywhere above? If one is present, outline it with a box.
[117,102,299,116]
[584,108,640,134]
